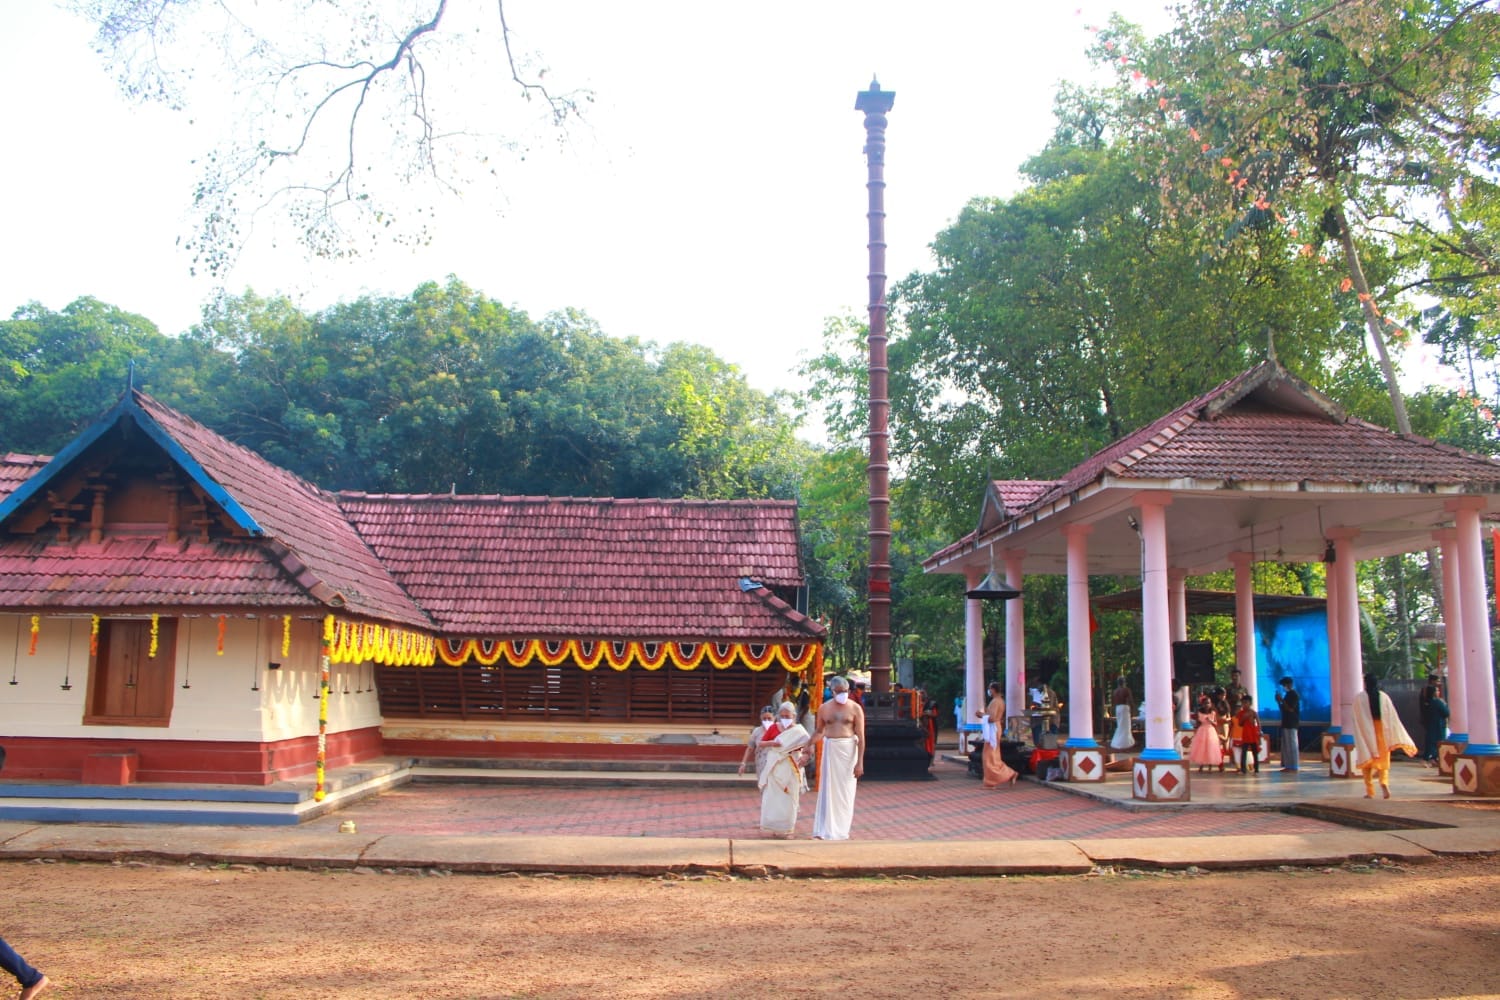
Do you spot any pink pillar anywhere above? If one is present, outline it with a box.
[1450,500,1499,752]
[1064,524,1096,745]
[1004,550,1026,738]
[1435,529,1469,740]
[1325,553,1342,735]
[964,565,985,728]
[1231,551,1258,708]
[1330,529,1361,749]
[1136,496,1178,758]
[1168,569,1190,728]
[1168,570,1187,642]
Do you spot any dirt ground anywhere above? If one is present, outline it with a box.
[3,853,1498,999]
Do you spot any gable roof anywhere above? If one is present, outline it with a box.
[1029,361,1500,506]
[0,392,429,627]
[337,494,820,642]
[926,361,1500,577]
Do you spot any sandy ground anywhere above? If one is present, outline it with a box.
[2,854,1498,999]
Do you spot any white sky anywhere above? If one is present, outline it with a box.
[0,1,1196,401]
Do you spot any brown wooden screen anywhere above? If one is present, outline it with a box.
[375,660,785,725]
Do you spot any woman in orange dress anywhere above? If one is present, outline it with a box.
[978,682,1018,788]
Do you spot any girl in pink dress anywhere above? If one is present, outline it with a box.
[1188,695,1225,772]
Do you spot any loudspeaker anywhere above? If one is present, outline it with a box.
[1172,641,1215,685]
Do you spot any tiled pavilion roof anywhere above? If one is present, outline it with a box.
[337,493,820,641]
[927,361,1500,577]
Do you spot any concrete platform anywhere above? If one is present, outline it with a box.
[0,755,1493,877]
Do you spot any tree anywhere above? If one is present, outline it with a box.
[880,125,1348,538]
[73,0,586,275]
[0,298,176,452]
[1109,0,1500,436]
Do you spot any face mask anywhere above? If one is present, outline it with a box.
[778,717,793,729]
[762,719,775,731]
[833,692,849,705]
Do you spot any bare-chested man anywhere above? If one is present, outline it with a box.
[812,674,866,840]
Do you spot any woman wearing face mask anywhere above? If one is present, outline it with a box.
[738,706,779,784]
[978,681,1019,789]
[758,701,812,838]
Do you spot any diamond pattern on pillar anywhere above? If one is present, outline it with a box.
[1158,769,1180,794]
[1077,755,1097,776]
[1454,759,1477,792]
[1134,767,1147,794]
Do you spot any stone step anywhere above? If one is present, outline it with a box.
[412,756,740,774]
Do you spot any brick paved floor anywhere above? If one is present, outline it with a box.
[303,759,1347,841]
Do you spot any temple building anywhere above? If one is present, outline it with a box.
[0,390,822,788]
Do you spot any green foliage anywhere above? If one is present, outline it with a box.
[0,298,178,451]
[0,281,805,503]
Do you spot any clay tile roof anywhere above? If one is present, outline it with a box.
[0,454,50,504]
[337,494,820,642]
[1025,360,1500,511]
[0,535,318,612]
[129,393,430,628]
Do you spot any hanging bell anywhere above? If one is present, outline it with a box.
[965,570,1021,601]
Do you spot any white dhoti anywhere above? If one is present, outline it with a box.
[759,725,809,837]
[1110,705,1134,750]
[813,736,858,841]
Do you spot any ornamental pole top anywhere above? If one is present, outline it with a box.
[855,77,895,114]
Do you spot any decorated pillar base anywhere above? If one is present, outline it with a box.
[1437,739,1467,777]
[1452,754,1500,797]
[1174,728,1194,757]
[1061,745,1107,783]
[1132,757,1191,802]
[1327,741,1358,778]
[1320,732,1337,762]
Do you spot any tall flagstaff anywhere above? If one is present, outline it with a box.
[855,78,894,694]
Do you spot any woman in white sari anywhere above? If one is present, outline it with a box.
[759,701,812,838]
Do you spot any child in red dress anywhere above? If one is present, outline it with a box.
[1234,695,1261,773]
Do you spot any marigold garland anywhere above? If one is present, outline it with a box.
[90,614,100,657]
[321,618,436,667]
[216,615,226,656]
[27,615,39,656]
[315,616,334,803]
[432,637,821,673]
[148,614,159,659]
[281,615,292,658]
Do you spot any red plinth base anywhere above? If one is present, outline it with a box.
[1132,758,1190,801]
[1452,753,1500,797]
[82,751,138,786]
[1437,739,1467,777]
[1060,746,1107,783]
[1328,742,1358,778]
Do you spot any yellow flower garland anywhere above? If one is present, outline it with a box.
[148,614,159,659]
[27,615,39,656]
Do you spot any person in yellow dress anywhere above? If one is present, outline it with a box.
[1351,673,1418,799]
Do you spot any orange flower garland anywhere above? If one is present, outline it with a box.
[433,637,821,673]
[90,615,100,657]
[216,615,227,656]
[27,615,39,656]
